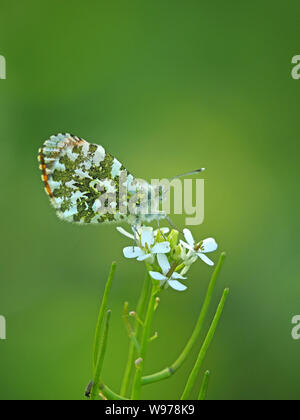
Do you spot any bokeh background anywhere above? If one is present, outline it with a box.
[0,0,299,400]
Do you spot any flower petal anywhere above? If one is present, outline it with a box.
[149,271,168,281]
[154,227,170,236]
[117,227,135,240]
[151,242,171,254]
[183,229,195,247]
[201,238,218,253]
[168,280,187,291]
[180,240,195,252]
[198,253,215,266]
[137,254,152,262]
[171,272,187,280]
[157,253,171,275]
[141,227,155,248]
[123,247,145,259]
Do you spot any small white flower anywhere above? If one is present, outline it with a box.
[117,226,169,240]
[180,229,218,266]
[180,245,198,266]
[117,226,170,262]
[149,254,187,292]
[116,226,136,240]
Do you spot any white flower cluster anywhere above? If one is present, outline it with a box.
[117,226,218,292]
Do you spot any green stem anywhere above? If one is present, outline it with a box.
[92,262,116,371]
[181,288,229,400]
[91,310,112,400]
[99,383,129,400]
[131,284,159,400]
[198,370,210,400]
[123,302,140,352]
[142,253,226,386]
[120,273,151,397]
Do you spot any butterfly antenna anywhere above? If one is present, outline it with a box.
[166,216,183,234]
[170,168,205,180]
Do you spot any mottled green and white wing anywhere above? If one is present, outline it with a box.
[38,133,127,224]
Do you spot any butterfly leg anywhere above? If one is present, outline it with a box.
[132,224,141,249]
[157,217,167,240]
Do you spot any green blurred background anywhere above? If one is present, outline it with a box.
[0,0,299,400]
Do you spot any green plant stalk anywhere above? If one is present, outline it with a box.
[142,253,226,385]
[122,301,140,352]
[99,383,129,400]
[198,370,210,400]
[91,310,112,400]
[181,288,229,400]
[131,284,159,400]
[92,261,116,371]
[120,273,151,397]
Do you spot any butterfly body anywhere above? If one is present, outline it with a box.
[38,134,166,226]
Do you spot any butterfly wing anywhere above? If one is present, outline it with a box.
[38,133,128,224]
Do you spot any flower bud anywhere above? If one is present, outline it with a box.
[171,244,182,261]
[168,229,179,249]
[135,357,143,367]
[155,229,165,243]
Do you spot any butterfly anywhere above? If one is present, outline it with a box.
[38,133,205,228]
[38,133,169,226]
